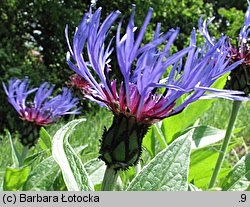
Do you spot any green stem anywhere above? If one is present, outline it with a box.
[208,100,242,189]
[19,145,29,166]
[101,166,118,191]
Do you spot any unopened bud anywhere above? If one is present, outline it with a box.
[99,114,150,170]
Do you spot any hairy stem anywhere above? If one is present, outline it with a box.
[101,166,119,191]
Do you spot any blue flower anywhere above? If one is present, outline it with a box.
[199,4,250,95]
[3,77,79,126]
[238,3,250,62]
[199,9,250,63]
[66,6,247,125]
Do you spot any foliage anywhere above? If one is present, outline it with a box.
[218,8,244,38]
[128,133,192,191]
[0,0,250,192]
[204,0,247,38]
[1,97,249,191]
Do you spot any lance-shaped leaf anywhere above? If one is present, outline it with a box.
[39,127,52,154]
[84,158,106,189]
[183,125,225,149]
[220,153,250,191]
[6,130,20,167]
[189,142,236,189]
[23,156,59,190]
[127,131,192,191]
[52,119,93,191]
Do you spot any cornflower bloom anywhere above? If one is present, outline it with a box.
[3,77,79,146]
[66,6,247,170]
[199,4,250,189]
[67,74,91,95]
[199,4,250,95]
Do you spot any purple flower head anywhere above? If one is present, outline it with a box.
[66,6,247,125]
[67,74,91,95]
[199,4,250,64]
[199,4,250,95]
[65,6,250,169]
[3,77,80,126]
[238,2,250,61]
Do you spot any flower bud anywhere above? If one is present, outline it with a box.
[225,64,250,96]
[99,114,150,170]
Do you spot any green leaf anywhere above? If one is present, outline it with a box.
[74,144,88,154]
[233,127,244,135]
[23,151,46,166]
[3,167,29,190]
[143,122,168,158]
[153,122,167,148]
[84,158,106,190]
[52,119,93,191]
[162,73,228,144]
[220,153,250,191]
[183,125,225,149]
[119,167,137,190]
[127,131,192,191]
[142,127,155,158]
[39,127,52,153]
[23,156,59,190]
[162,99,215,144]
[52,171,67,191]
[189,142,236,189]
[6,130,20,167]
